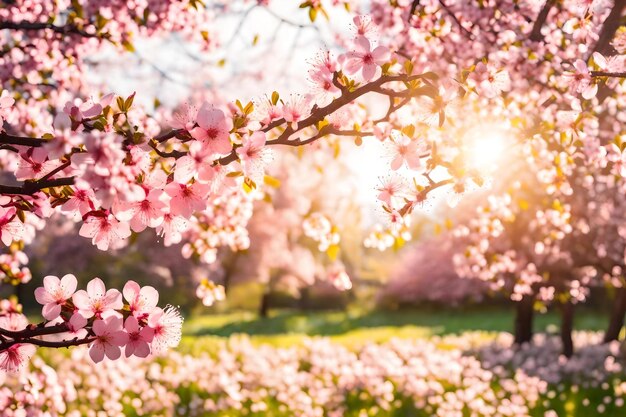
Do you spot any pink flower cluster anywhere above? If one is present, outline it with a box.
[0,276,182,372]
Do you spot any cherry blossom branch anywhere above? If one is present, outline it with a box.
[529,0,556,42]
[272,128,375,147]
[215,73,432,165]
[590,71,626,78]
[0,132,47,147]
[0,322,68,339]
[399,178,455,215]
[437,0,475,40]
[592,0,626,55]
[0,20,99,39]
[0,176,75,195]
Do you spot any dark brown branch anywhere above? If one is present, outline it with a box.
[592,0,626,55]
[591,70,626,78]
[270,128,375,147]
[0,20,98,38]
[0,336,94,351]
[0,132,48,147]
[38,159,72,183]
[438,0,474,40]
[0,176,75,195]
[0,322,68,339]
[529,0,556,42]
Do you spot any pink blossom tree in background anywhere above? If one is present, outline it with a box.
[0,0,626,373]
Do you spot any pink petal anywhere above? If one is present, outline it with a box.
[72,291,92,314]
[354,35,371,54]
[89,342,106,363]
[87,278,106,298]
[362,63,377,81]
[92,319,107,336]
[104,289,123,310]
[104,344,122,360]
[42,303,61,321]
[34,287,54,305]
[42,275,60,291]
[110,330,129,347]
[133,341,151,358]
[139,286,159,311]
[372,46,390,63]
[125,316,139,333]
[123,280,140,303]
[60,274,77,298]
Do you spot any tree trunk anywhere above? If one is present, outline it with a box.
[514,295,534,345]
[560,301,574,358]
[259,291,271,318]
[604,287,626,343]
[299,287,310,311]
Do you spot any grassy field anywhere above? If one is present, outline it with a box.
[180,307,609,353]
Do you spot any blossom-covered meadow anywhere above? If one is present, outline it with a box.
[4,327,626,417]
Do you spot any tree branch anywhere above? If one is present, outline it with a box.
[591,70,626,78]
[529,0,556,42]
[0,20,99,38]
[0,132,48,147]
[0,176,75,195]
[592,0,626,55]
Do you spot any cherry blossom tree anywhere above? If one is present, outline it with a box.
[2,0,626,371]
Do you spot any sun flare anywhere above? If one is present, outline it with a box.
[464,125,512,172]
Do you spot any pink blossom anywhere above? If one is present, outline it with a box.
[0,343,36,372]
[156,213,189,246]
[89,316,129,363]
[566,59,597,99]
[385,131,425,171]
[164,181,211,218]
[190,103,233,156]
[0,313,28,331]
[236,131,273,181]
[34,274,78,321]
[352,15,378,38]
[79,213,131,250]
[377,176,408,207]
[124,316,154,358]
[123,280,159,318]
[61,187,99,219]
[15,148,59,181]
[282,95,310,130]
[195,280,225,307]
[63,98,103,123]
[470,63,511,98]
[0,207,24,246]
[148,305,183,354]
[72,277,123,319]
[66,313,88,339]
[170,103,197,131]
[342,36,390,81]
[113,188,167,232]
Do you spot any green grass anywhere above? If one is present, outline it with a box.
[180,307,609,353]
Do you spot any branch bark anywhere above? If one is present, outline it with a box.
[0,20,99,38]
[592,0,626,55]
